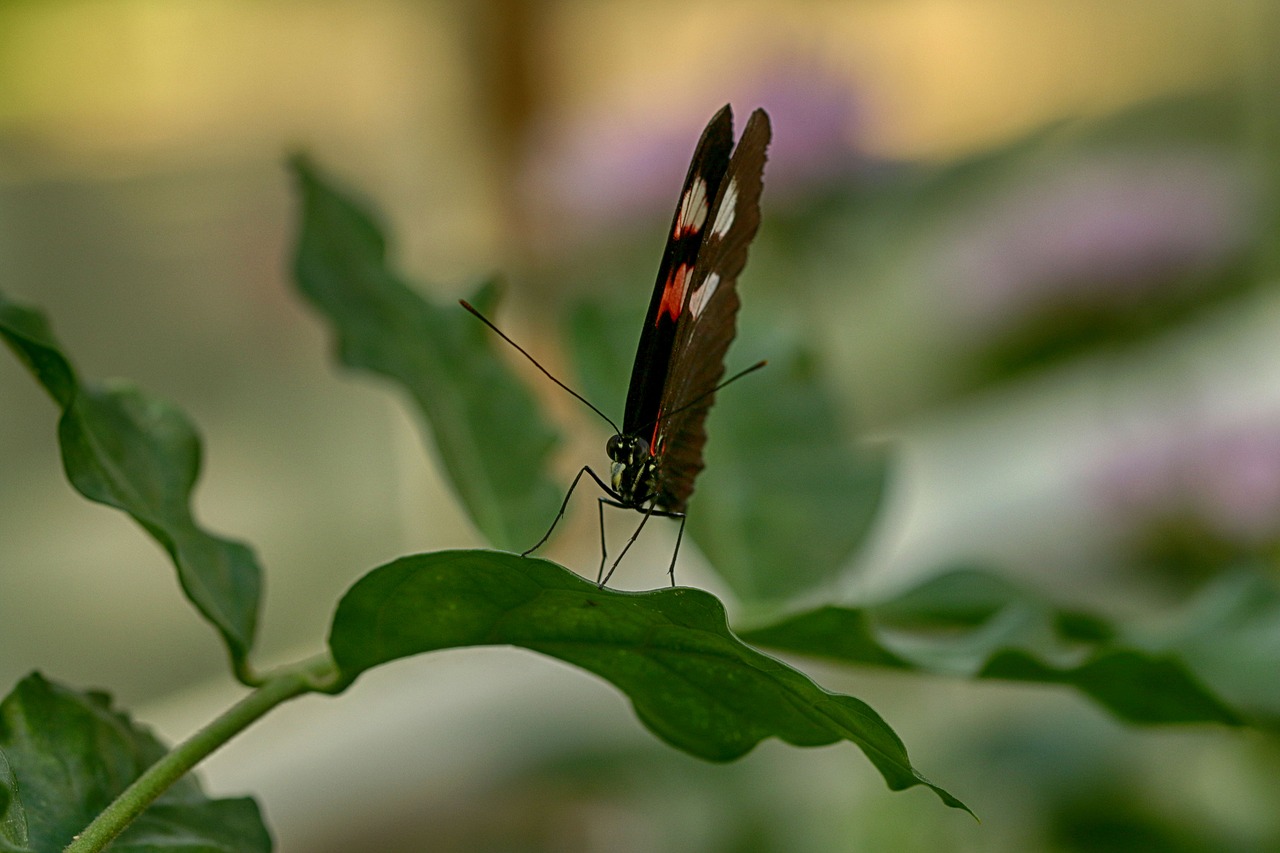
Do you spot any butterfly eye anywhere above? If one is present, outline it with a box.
[606,434,623,461]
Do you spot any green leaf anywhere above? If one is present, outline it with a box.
[290,157,561,551]
[0,673,270,852]
[564,299,635,425]
[327,550,970,813]
[689,346,888,600]
[0,749,31,853]
[0,291,261,671]
[741,568,1248,727]
[104,800,274,853]
[1138,568,1280,724]
[568,300,887,600]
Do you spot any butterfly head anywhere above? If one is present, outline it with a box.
[607,433,659,505]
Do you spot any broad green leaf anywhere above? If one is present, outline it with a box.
[1137,568,1280,725]
[0,749,30,853]
[105,800,274,853]
[0,291,261,670]
[690,346,888,600]
[564,299,635,426]
[569,300,887,600]
[327,550,970,813]
[290,157,561,550]
[741,568,1249,727]
[0,673,270,852]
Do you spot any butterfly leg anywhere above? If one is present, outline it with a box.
[667,512,687,587]
[599,501,659,588]
[523,466,618,557]
[595,496,610,585]
[595,501,687,587]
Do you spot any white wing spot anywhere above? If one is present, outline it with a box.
[689,272,720,318]
[710,178,738,238]
[675,177,708,237]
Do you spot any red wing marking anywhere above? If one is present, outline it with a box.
[656,264,692,324]
[650,415,665,452]
[622,108,734,439]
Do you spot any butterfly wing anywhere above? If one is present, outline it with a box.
[653,108,771,511]
[621,106,736,441]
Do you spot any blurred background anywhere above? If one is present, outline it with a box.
[2,1,1278,850]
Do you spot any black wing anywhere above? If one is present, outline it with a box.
[653,108,771,511]
[621,106,736,441]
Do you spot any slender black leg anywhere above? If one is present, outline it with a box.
[667,513,687,587]
[595,497,610,585]
[592,499,687,587]
[519,466,619,558]
[599,502,659,588]
[522,466,586,558]
[523,466,617,557]
[538,473,685,584]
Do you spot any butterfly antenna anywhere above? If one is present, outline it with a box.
[637,359,767,438]
[460,300,622,434]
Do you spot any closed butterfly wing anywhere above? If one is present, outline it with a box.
[653,108,771,511]
[622,106,735,444]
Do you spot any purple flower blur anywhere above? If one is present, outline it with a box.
[518,61,865,246]
[942,150,1253,339]
[1100,419,1280,547]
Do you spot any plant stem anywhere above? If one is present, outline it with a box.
[66,655,337,853]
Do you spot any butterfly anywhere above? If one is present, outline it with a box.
[465,104,771,586]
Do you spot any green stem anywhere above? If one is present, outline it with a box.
[66,655,338,853]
